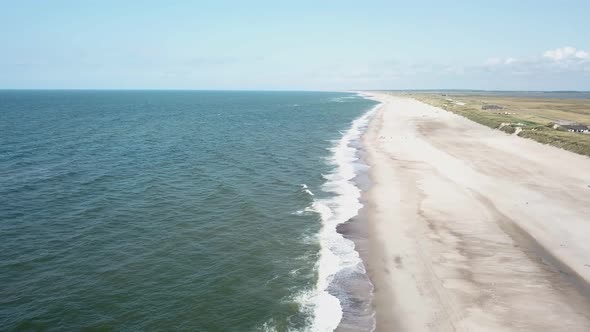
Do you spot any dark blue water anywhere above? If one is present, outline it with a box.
[0,90,378,331]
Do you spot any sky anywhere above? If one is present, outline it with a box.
[1,0,589,90]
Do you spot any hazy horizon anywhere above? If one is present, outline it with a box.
[1,88,589,93]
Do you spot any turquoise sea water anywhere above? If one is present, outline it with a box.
[0,91,378,331]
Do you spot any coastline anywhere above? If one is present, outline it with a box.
[359,92,590,331]
[309,100,379,332]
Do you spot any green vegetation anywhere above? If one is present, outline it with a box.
[401,93,590,158]
[500,125,516,134]
[519,128,590,156]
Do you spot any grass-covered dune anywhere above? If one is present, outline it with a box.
[398,93,590,157]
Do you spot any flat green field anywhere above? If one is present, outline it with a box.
[394,92,590,157]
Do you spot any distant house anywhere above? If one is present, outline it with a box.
[562,124,590,133]
[482,104,504,110]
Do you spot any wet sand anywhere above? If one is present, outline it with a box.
[362,93,590,331]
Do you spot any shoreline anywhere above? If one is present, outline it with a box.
[311,101,379,332]
[335,98,382,332]
[359,92,590,331]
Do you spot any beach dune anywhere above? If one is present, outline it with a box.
[363,93,590,331]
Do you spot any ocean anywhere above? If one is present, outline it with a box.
[0,90,379,331]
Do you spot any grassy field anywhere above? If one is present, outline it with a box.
[393,92,590,157]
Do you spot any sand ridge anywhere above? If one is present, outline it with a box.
[362,93,590,331]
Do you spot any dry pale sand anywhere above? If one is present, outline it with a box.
[362,93,590,331]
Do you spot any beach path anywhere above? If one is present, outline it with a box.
[363,93,590,331]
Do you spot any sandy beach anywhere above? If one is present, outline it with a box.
[362,93,590,331]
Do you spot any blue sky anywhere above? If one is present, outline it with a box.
[1,0,589,90]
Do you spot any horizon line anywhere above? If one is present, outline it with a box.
[1,88,589,93]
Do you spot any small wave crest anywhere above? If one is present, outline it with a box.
[291,185,316,216]
[300,184,315,196]
[329,95,359,103]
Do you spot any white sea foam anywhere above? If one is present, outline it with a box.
[299,103,379,331]
[301,184,315,196]
[330,95,359,103]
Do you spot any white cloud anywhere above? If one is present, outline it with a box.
[504,57,517,64]
[543,46,590,61]
[313,46,590,90]
[575,50,590,59]
[485,57,517,66]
